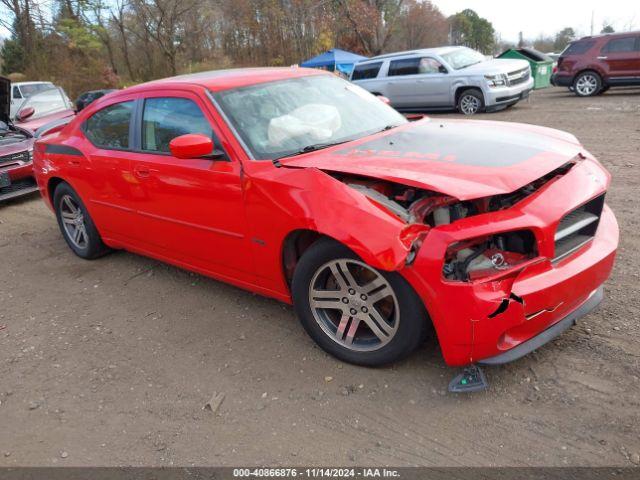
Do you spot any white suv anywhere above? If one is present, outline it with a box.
[350,46,534,115]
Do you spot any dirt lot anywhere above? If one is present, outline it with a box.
[1,87,639,467]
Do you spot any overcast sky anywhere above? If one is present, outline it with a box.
[432,0,640,44]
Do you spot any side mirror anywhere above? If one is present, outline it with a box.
[377,95,391,105]
[438,66,448,74]
[404,113,426,122]
[16,106,35,122]
[169,133,217,159]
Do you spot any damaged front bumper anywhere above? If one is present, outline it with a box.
[478,286,602,365]
[400,158,618,366]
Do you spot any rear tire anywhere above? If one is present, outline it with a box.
[291,239,430,366]
[457,89,484,115]
[53,182,110,259]
[573,71,601,97]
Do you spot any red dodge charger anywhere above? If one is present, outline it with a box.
[32,68,618,368]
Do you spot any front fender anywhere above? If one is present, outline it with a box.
[293,168,415,270]
[248,166,417,274]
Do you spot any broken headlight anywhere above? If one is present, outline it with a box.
[443,230,537,281]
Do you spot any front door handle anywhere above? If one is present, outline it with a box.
[597,56,608,60]
[133,166,156,178]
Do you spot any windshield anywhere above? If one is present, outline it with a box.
[17,87,71,121]
[440,47,486,70]
[19,83,54,97]
[212,75,407,160]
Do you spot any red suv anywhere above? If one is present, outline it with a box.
[551,31,640,96]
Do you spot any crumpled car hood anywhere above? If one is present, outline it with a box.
[279,118,584,200]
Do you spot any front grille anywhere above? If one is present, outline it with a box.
[0,177,38,199]
[553,194,605,262]
[0,150,30,166]
[508,67,530,86]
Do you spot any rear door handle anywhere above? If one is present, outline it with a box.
[597,56,608,59]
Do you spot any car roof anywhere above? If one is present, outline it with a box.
[578,30,640,41]
[357,46,463,64]
[117,67,328,96]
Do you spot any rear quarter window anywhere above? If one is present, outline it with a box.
[562,40,595,56]
[351,62,383,80]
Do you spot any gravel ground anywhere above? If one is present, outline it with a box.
[0,87,639,467]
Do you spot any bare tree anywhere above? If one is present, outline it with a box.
[336,0,405,55]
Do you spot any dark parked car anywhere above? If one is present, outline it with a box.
[75,89,117,112]
[551,31,640,96]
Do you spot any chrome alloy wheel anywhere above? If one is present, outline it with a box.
[460,94,481,114]
[575,74,598,96]
[60,194,89,249]
[308,259,400,352]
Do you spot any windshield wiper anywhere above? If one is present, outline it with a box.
[377,124,399,133]
[272,139,351,167]
[271,125,400,167]
[460,60,483,69]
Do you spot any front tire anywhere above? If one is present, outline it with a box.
[291,239,429,366]
[573,71,601,97]
[457,89,484,115]
[53,182,110,259]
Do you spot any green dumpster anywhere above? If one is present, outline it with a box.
[498,48,554,89]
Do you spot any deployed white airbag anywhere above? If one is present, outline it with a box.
[268,104,341,146]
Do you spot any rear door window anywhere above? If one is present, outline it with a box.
[602,37,638,53]
[388,57,443,76]
[388,58,421,76]
[84,101,134,150]
[351,62,383,80]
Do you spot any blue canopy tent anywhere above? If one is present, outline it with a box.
[300,49,368,75]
